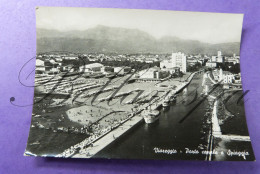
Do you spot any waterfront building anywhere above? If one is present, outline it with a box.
[226,57,240,64]
[221,71,234,84]
[212,69,236,84]
[160,52,187,73]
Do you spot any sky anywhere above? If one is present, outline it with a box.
[36,7,244,44]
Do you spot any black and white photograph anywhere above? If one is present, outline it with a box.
[25,7,255,161]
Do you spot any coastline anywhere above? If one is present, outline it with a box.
[56,71,199,158]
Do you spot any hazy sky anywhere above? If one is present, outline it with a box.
[36,7,243,44]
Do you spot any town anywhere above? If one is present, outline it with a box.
[25,50,248,160]
[35,51,241,89]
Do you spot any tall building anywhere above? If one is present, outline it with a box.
[217,51,223,63]
[160,52,187,73]
[211,56,217,62]
[217,51,222,57]
[171,52,187,73]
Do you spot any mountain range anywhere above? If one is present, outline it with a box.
[37,25,240,55]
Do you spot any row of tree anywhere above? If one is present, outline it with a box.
[61,57,160,72]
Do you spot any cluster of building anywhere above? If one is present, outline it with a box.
[35,51,241,87]
[134,52,188,81]
[36,56,132,76]
[79,63,132,76]
[205,51,240,68]
[82,54,161,63]
[36,51,192,82]
[35,53,162,75]
[212,69,242,89]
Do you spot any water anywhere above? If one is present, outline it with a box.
[213,90,255,161]
[221,91,250,136]
[26,128,89,156]
[94,73,210,160]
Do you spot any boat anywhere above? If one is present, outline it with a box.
[162,101,169,107]
[169,95,176,102]
[30,141,40,145]
[162,97,170,107]
[142,110,160,124]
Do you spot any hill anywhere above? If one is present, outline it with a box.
[37,25,240,55]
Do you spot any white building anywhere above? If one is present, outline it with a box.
[218,51,222,57]
[226,57,240,64]
[64,56,79,60]
[172,52,187,73]
[35,59,45,73]
[79,63,104,73]
[160,52,187,73]
[36,59,44,66]
[211,56,217,62]
[138,67,168,79]
[219,70,234,84]
[114,67,131,75]
[217,51,224,63]
[160,59,172,69]
[205,62,217,68]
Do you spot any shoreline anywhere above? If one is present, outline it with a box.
[56,71,200,158]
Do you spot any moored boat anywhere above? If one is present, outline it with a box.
[169,95,176,102]
[162,97,170,107]
[142,110,160,124]
[162,101,169,107]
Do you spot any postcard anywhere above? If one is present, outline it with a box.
[24,7,255,161]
